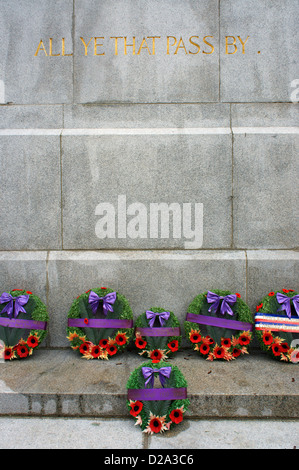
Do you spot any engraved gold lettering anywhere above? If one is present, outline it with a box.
[34,40,48,56]
[94,37,105,56]
[237,35,249,54]
[80,37,93,56]
[49,38,60,56]
[174,37,188,55]
[110,37,123,56]
[225,36,237,54]
[124,36,136,55]
[147,36,161,55]
[188,36,200,54]
[62,38,73,56]
[202,36,214,54]
[167,36,177,54]
[137,37,151,55]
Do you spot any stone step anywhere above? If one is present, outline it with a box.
[0,349,298,419]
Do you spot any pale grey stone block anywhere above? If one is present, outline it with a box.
[63,103,230,128]
[233,134,299,249]
[0,136,62,249]
[231,103,299,128]
[74,0,219,103]
[220,0,299,102]
[0,0,73,104]
[61,132,232,249]
[246,250,299,311]
[47,250,246,347]
[0,105,63,128]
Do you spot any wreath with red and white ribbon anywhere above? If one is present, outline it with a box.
[67,287,134,359]
[0,289,48,360]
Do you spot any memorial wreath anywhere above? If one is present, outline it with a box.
[134,307,182,362]
[0,289,49,360]
[127,360,190,434]
[255,289,299,363]
[184,289,253,361]
[67,287,134,359]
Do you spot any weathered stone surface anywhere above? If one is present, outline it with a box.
[220,0,299,102]
[231,103,299,128]
[233,133,298,249]
[0,105,63,128]
[47,250,246,347]
[0,136,62,250]
[0,350,298,419]
[0,0,73,104]
[74,0,219,103]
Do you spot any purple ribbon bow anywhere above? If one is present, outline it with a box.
[88,291,117,316]
[146,310,170,328]
[207,291,237,316]
[0,293,29,319]
[142,366,172,388]
[276,292,299,319]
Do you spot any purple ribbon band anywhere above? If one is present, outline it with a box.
[135,327,180,337]
[0,293,29,319]
[276,292,299,319]
[186,313,253,331]
[127,387,187,401]
[0,317,47,331]
[68,318,133,329]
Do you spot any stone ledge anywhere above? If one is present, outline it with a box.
[0,350,298,418]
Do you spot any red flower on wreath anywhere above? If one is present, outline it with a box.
[280,342,289,353]
[99,339,109,348]
[84,318,89,325]
[221,338,231,348]
[232,347,241,358]
[135,337,147,349]
[26,291,33,295]
[91,345,102,358]
[148,416,164,434]
[149,349,163,363]
[199,343,210,355]
[115,332,128,346]
[262,331,273,345]
[238,332,251,346]
[271,343,281,356]
[16,343,29,358]
[79,341,91,355]
[189,330,201,343]
[235,293,241,298]
[167,340,179,352]
[282,289,289,293]
[106,344,118,356]
[256,303,263,312]
[27,335,39,348]
[169,408,184,424]
[4,347,14,361]
[213,346,225,359]
[205,335,215,345]
[268,292,275,296]
[129,400,143,417]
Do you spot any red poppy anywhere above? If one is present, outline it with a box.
[106,344,118,356]
[84,318,89,325]
[4,347,14,360]
[221,338,231,348]
[16,344,29,358]
[268,292,275,296]
[235,293,241,298]
[85,289,91,294]
[189,331,201,343]
[115,333,127,346]
[149,416,163,434]
[135,337,147,349]
[199,343,210,355]
[27,335,39,348]
[129,400,143,417]
[79,342,91,355]
[282,289,289,293]
[232,347,241,358]
[206,335,215,345]
[12,289,23,292]
[99,339,109,348]
[262,332,273,345]
[169,408,183,424]
[91,345,102,358]
[256,303,263,312]
[280,342,289,353]
[149,349,163,363]
[238,333,251,346]
[213,346,225,359]
[167,340,179,352]
[26,291,33,295]
[271,344,281,356]
[101,287,107,290]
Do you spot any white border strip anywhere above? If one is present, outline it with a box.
[0,127,298,136]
